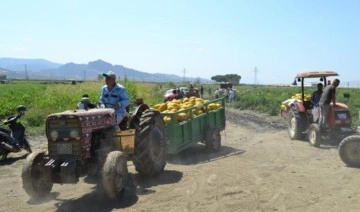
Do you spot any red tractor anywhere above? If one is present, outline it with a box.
[283,71,354,147]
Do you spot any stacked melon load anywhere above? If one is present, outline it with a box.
[153,96,221,124]
[280,93,311,111]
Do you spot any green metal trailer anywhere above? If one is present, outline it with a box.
[162,97,226,154]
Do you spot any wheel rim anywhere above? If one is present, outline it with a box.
[345,142,360,162]
[309,130,316,145]
[115,162,126,194]
[289,117,296,137]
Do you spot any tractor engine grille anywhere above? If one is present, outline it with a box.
[46,118,83,158]
[48,141,82,158]
[334,110,352,126]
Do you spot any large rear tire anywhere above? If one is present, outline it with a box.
[308,124,321,147]
[132,109,167,177]
[102,151,128,199]
[339,135,360,167]
[205,127,221,152]
[22,152,53,198]
[288,107,306,140]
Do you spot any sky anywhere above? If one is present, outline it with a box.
[1,0,360,85]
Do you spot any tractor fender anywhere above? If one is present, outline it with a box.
[290,102,306,113]
[296,101,307,113]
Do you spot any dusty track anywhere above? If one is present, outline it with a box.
[1,108,359,212]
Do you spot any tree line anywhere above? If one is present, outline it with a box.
[211,74,241,85]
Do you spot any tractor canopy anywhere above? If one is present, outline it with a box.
[295,71,338,79]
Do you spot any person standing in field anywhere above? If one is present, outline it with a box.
[318,79,340,129]
[200,85,204,98]
[229,88,235,103]
[215,88,220,99]
[100,71,130,130]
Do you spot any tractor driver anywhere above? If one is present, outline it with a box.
[310,83,323,107]
[318,79,340,129]
[100,71,130,130]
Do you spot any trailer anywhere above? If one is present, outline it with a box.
[161,97,226,154]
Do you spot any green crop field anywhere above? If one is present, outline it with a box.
[1,80,359,135]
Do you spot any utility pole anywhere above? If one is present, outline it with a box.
[182,68,186,83]
[25,64,29,80]
[254,66,258,85]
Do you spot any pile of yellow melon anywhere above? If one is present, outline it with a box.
[291,93,311,101]
[280,93,311,111]
[152,97,221,124]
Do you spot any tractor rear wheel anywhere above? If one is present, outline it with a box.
[288,107,306,140]
[102,151,128,199]
[339,135,360,167]
[22,152,53,198]
[308,124,321,147]
[132,109,167,177]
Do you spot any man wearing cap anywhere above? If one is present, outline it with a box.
[100,71,130,130]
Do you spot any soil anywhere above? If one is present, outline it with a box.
[1,108,359,212]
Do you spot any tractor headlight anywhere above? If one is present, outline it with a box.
[50,130,59,140]
[70,129,80,138]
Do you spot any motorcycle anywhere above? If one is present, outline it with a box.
[0,105,32,161]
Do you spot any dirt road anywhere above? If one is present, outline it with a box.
[1,109,360,212]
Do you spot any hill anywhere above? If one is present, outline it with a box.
[0,58,209,83]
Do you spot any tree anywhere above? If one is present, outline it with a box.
[211,74,241,85]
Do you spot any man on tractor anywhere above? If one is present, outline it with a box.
[100,71,130,130]
[319,78,340,129]
[310,83,323,108]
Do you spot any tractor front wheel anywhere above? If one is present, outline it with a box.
[102,151,128,199]
[339,135,360,167]
[22,152,53,198]
[308,124,321,147]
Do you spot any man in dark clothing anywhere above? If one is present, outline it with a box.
[311,83,323,107]
[200,85,204,98]
[318,79,340,128]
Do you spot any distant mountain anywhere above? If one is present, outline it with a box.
[0,58,209,83]
[0,58,62,71]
